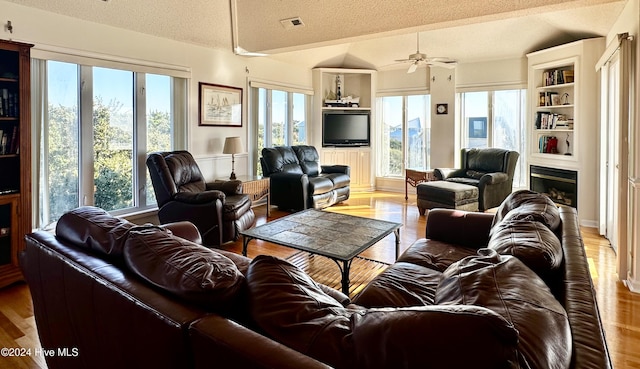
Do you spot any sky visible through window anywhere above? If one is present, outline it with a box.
[47,61,169,113]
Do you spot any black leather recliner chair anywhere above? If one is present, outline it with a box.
[146,150,255,246]
[434,148,520,211]
[260,145,350,211]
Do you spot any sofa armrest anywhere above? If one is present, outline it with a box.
[269,172,310,210]
[321,164,350,176]
[434,168,465,180]
[174,190,226,204]
[479,172,509,186]
[425,209,495,248]
[160,221,202,244]
[190,315,332,369]
[206,180,243,196]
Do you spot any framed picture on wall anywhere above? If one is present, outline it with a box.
[198,82,243,127]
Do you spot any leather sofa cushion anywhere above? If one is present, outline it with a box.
[55,206,136,257]
[488,219,563,279]
[352,261,441,307]
[123,226,244,311]
[351,305,519,369]
[466,147,507,173]
[308,176,334,195]
[261,146,303,175]
[466,169,487,179]
[246,255,354,368]
[396,238,478,272]
[436,249,572,369]
[492,189,560,231]
[293,145,321,176]
[446,177,480,187]
[165,152,206,192]
[320,172,350,188]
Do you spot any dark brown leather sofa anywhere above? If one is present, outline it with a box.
[21,191,611,369]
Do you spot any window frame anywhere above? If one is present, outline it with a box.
[376,93,431,178]
[32,52,188,228]
[251,85,311,175]
[455,86,527,188]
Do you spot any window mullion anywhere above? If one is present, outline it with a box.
[79,65,94,206]
[135,73,147,207]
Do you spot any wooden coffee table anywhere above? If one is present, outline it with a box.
[240,209,402,295]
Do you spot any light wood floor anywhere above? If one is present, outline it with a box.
[0,191,638,368]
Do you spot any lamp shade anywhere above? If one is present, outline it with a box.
[223,137,243,154]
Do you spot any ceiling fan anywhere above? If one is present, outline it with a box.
[395,33,457,73]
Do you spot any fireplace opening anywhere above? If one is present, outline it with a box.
[530,165,577,209]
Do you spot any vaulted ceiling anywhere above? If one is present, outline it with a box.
[5,0,627,70]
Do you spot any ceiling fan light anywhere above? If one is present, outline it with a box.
[407,62,418,74]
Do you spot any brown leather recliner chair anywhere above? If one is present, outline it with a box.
[146,150,255,246]
[434,148,519,211]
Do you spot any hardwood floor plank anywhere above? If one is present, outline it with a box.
[0,191,638,368]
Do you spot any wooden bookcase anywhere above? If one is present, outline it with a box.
[0,39,32,288]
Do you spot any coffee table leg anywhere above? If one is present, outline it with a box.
[341,260,352,296]
[394,229,400,260]
[242,236,253,256]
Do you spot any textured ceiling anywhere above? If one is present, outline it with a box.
[4,0,627,69]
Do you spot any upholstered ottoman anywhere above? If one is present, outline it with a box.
[416,181,479,215]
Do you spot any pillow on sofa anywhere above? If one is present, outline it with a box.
[246,255,354,369]
[488,218,563,279]
[435,249,572,369]
[55,206,136,257]
[123,226,244,311]
[351,305,519,369]
[492,190,560,231]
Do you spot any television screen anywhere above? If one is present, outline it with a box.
[322,111,370,147]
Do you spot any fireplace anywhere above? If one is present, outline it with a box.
[530,165,577,209]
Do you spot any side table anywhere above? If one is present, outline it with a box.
[405,169,436,200]
[219,175,270,216]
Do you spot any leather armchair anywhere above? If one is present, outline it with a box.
[260,145,350,211]
[434,148,519,211]
[146,150,255,246]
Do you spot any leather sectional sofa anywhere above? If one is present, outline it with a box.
[260,145,350,211]
[21,190,611,369]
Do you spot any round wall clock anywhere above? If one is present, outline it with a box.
[436,103,448,115]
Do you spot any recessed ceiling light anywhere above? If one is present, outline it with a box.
[280,17,305,29]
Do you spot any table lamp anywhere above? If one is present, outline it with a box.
[223,136,242,180]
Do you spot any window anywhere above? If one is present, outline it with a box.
[36,60,186,228]
[458,89,526,188]
[254,87,310,174]
[379,94,431,177]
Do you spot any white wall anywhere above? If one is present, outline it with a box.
[0,0,312,181]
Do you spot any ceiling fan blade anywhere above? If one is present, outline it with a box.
[426,60,457,69]
[407,62,418,74]
[394,58,413,63]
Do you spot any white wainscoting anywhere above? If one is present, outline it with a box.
[195,153,249,182]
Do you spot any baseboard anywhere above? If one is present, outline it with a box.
[580,219,598,228]
[623,276,640,294]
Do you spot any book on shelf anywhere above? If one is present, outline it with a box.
[0,88,18,117]
[542,68,573,86]
[538,135,559,154]
[535,112,571,130]
[0,126,19,155]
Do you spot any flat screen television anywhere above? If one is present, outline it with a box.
[322,111,370,147]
